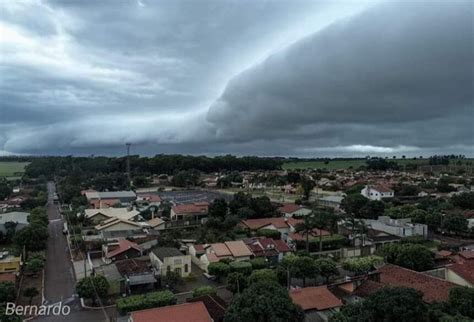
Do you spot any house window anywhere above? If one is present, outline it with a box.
[167,265,171,272]
[184,264,188,273]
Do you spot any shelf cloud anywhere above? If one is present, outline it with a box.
[0,0,472,157]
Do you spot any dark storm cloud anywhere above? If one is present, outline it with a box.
[0,0,472,156]
[207,0,473,154]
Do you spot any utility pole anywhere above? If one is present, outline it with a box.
[126,143,131,188]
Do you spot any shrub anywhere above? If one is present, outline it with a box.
[116,290,176,315]
[257,229,281,239]
[229,261,253,275]
[250,257,267,270]
[248,269,278,285]
[192,286,217,298]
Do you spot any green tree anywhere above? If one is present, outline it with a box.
[379,243,434,271]
[442,215,468,234]
[208,262,230,282]
[225,281,304,322]
[76,275,109,305]
[342,256,383,275]
[13,224,49,254]
[248,269,278,285]
[227,272,247,294]
[331,287,428,322]
[0,281,16,303]
[292,256,316,287]
[295,215,317,254]
[314,258,338,283]
[448,286,474,319]
[163,271,182,290]
[25,258,45,276]
[360,200,385,219]
[300,177,315,200]
[341,194,368,218]
[192,286,217,298]
[23,287,39,305]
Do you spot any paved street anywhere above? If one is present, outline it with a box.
[35,182,114,322]
[44,182,76,303]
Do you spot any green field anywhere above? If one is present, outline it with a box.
[0,161,30,178]
[282,158,429,170]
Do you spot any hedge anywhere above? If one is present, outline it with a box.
[229,261,253,275]
[257,229,281,239]
[294,234,346,252]
[116,290,177,315]
[250,257,267,270]
[192,286,217,298]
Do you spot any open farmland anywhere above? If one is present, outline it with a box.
[0,161,29,178]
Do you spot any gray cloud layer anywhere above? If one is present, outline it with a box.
[0,0,472,157]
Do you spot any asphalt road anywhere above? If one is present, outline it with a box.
[36,182,114,322]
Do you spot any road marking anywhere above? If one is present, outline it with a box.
[49,219,62,222]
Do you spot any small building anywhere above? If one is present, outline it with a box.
[363,216,428,238]
[290,286,343,322]
[115,258,157,294]
[445,250,474,287]
[0,212,29,234]
[85,191,137,209]
[0,251,21,274]
[81,208,141,225]
[239,217,302,241]
[129,302,212,322]
[149,247,191,277]
[244,237,291,264]
[94,217,146,232]
[317,195,345,210]
[170,203,209,221]
[191,240,253,271]
[278,203,312,217]
[103,239,143,262]
[361,185,394,201]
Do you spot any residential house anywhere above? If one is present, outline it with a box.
[94,217,146,233]
[0,212,29,234]
[445,250,474,287]
[377,264,456,303]
[129,302,212,322]
[191,240,253,271]
[287,228,331,248]
[278,203,312,217]
[361,185,394,201]
[363,216,428,238]
[115,258,157,294]
[244,237,291,264]
[170,203,209,221]
[290,286,343,322]
[0,251,21,274]
[239,217,302,241]
[85,191,137,209]
[187,295,227,322]
[149,247,191,277]
[103,239,143,262]
[317,195,345,210]
[81,207,141,225]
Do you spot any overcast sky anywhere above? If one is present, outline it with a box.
[0,0,472,157]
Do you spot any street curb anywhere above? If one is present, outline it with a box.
[80,297,116,310]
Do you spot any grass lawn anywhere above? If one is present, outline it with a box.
[282,158,430,170]
[0,161,29,177]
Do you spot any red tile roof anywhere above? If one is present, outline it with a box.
[278,203,308,214]
[352,280,384,298]
[378,264,456,303]
[459,250,474,260]
[106,240,142,259]
[448,260,474,285]
[0,273,16,283]
[240,217,302,230]
[274,239,291,252]
[172,203,209,215]
[373,184,393,193]
[290,286,343,311]
[130,302,212,322]
[224,241,253,258]
[288,228,330,241]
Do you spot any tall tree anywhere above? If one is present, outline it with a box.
[225,281,304,322]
